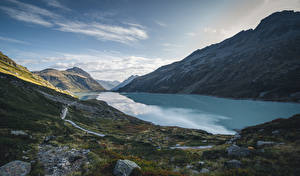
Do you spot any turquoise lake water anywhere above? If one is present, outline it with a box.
[78,92,300,134]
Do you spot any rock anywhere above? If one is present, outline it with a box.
[225,160,241,168]
[272,130,280,134]
[113,159,141,176]
[186,164,193,169]
[198,161,205,165]
[43,135,56,143]
[191,169,200,175]
[38,145,90,176]
[11,130,28,136]
[257,141,275,147]
[200,168,210,173]
[0,160,31,176]
[227,144,251,157]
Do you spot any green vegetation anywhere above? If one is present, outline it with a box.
[0,52,299,175]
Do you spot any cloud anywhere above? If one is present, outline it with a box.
[44,51,176,81]
[0,6,53,27]
[185,32,197,37]
[0,36,30,45]
[55,21,148,44]
[44,0,71,11]
[154,20,167,27]
[0,0,148,44]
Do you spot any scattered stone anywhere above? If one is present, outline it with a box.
[257,141,275,147]
[225,160,241,168]
[11,130,28,136]
[191,169,200,175]
[38,145,90,176]
[186,164,193,169]
[198,161,205,165]
[113,159,141,176]
[227,144,251,157]
[22,156,29,160]
[0,160,31,176]
[200,168,210,173]
[43,135,56,143]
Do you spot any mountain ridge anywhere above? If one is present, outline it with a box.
[34,67,105,93]
[119,10,300,102]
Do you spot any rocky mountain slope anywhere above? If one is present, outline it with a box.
[0,51,71,96]
[1,62,300,175]
[34,67,105,92]
[112,75,139,91]
[119,11,300,102]
[97,80,120,90]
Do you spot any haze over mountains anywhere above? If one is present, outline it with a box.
[119,11,300,102]
[96,80,120,90]
[34,67,105,93]
[112,75,139,91]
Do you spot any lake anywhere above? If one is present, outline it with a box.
[77,92,300,135]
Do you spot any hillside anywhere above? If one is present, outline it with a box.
[119,11,300,102]
[1,67,300,175]
[112,75,139,91]
[34,67,105,93]
[97,80,120,90]
[0,51,71,96]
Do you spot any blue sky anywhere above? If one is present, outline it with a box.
[0,0,299,81]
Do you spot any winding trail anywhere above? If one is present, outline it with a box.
[60,103,105,137]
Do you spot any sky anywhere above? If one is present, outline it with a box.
[0,0,299,81]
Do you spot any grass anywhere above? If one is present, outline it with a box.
[1,66,300,175]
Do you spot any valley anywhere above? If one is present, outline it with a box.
[0,3,299,176]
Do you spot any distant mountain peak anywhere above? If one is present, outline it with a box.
[65,67,90,77]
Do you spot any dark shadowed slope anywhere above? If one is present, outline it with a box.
[34,67,105,92]
[119,11,300,102]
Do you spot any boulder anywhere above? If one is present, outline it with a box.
[200,168,210,173]
[227,144,251,157]
[225,160,241,168]
[0,160,31,176]
[256,141,275,147]
[113,159,141,176]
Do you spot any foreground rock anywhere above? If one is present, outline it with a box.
[225,160,242,168]
[38,145,90,176]
[0,160,31,176]
[113,159,141,176]
[227,144,251,157]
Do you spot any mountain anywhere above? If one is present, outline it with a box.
[96,80,120,90]
[0,51,299,175]
[112,75,139,91]
[0,51,70,96]
[119,11,300,102]
[34,67,105,92]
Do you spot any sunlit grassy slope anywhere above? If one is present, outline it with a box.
[0,51,72,96]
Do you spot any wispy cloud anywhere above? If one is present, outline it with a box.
[0,0,148,44]
[0,36,30,45]
[44,0,71,11]
[0,6,53,27]
[154,20,167,27]
[55,21,148,44]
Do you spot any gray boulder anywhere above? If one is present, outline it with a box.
[113,159,141,176]
[257,141,275,147]
[200,168,210,173]
[225,160,241,168]
[227,144,251,157]
[0,160,31,176]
